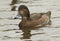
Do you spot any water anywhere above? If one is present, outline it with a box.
[0,0,60,41]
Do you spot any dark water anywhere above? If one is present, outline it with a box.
[0,0,60,41]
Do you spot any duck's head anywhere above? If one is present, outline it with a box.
[14,5,30,19]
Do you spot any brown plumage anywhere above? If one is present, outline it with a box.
[14,5,51,29]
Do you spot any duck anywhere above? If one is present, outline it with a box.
[14,5,51,29]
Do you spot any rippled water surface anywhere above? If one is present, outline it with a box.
[0,0,60,41]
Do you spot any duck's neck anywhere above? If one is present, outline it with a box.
[22,17,31,21]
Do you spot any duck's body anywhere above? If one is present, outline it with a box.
[19,12,51,27]
[14,5,51,29]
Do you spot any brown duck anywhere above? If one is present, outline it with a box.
[14,5,51,29]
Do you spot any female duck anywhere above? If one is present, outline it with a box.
[14,5,51,28]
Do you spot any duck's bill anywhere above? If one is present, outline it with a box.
[14,13,21,19]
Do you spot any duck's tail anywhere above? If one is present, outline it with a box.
[46,11,51,25]
[46,11,51,18]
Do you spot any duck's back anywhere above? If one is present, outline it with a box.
[30,11,51,20]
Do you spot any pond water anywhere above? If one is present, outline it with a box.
[0,0,60,41]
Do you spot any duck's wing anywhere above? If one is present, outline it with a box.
[30,11,51,26]
[30,11,51,20]
[30,13,42,20]
[39,11,51,25]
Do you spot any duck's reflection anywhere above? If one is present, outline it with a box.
[22,28,31,39]
[20,27,31,39]
[20,26,43,39]
[20,26,51,41]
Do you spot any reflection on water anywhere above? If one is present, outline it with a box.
[20,26,45,41]
[0,0,60,41]
[21,27,31,39]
